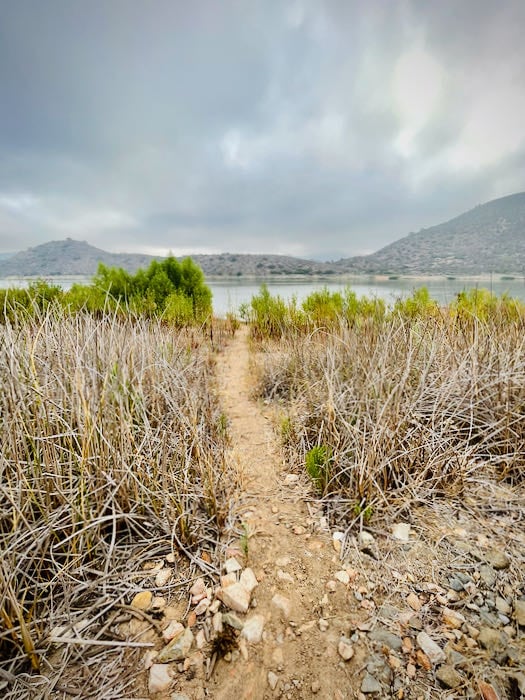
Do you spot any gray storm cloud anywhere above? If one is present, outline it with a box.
[0,0,524,258]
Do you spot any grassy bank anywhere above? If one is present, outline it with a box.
[0,307,237,691]
[248,287,525,523]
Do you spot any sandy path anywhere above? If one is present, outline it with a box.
[207,326,363,700]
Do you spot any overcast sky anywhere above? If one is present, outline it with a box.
[0,1,524,260]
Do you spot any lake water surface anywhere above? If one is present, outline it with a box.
[2,276,525,317]
[209,277,525,316]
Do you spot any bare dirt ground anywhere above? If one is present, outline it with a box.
[132,325,524,700]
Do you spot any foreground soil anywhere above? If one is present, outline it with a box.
[133,326,524,700]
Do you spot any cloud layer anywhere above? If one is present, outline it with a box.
[1,0,524,258]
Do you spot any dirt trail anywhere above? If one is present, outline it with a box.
[206,325,363,699]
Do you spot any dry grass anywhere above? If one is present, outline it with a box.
[254,314,525,523]
[0,308,238,697]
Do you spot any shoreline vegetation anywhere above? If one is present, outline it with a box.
[1,259,524,696]
[1,272,525,283]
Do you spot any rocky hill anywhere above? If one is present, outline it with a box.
[0,238,333,278]
[335,192,525,276]
[1,193,524,278]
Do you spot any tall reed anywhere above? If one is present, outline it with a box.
[254,301,525,520]
[0,306,235,688]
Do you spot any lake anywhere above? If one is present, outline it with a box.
[2,275,525,317]
[209,277,525,316]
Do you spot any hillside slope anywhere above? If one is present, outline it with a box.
[337,192,525,275]
[0,238,332,278]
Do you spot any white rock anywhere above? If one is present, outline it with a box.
[277,570,294,583]
[332,531,345,553]
[271,594,292,619]
[416,631,445,665]
[194,598,210,616]
[155,568,172,587]
[241,614,265,643]
[195,629,206,650]
[220,573,237,588]
[224,557,242,573]
[148,664,173,694]
[189,577,206,596]
[162,620,184,642]
[391,523,411,541]
[284,474,299,484]
[157,628,194,663]
[335,570,350,585]
[268,671,279,690]
[338,637,354,661]
[358,531,375,547]
[218,582,251,613]
[240,567,259,593]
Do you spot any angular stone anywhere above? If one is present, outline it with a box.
[218,582,250,613]
[222,612,244,630]
[241,614,265,643]
[479,565,497,588]
[240,567,258,593]
[514,599,525,626]
[407,592,421,611]
[130,590,152,611]
[194,598,209,616]
[370,626,402,651]
[220,573,237,588]
[391,523,411,541]
[268,671,279,690]
[361,673,382,694]
[335,570,350,584]
[157,627,194,662]
[484,549,510,570]
[338,637,354,660]
[224,557,242,573]
[189,578,206,596]
[155,568,172,587]
[416,632,445,665]
[496,596,511,615]
[442,607,466,629]
[478,626,507,655]
[271,594,292,619]
[436,664,463,689]
[148,664,173,694]
[162,620,184,642]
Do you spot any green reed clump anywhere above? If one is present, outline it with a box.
[243,285,387,339]
[253,291,525,522]
[0,307,236,686]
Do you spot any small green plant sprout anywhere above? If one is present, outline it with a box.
[240,522,250,558]
[305,444,332,494]
[353,499,374,524]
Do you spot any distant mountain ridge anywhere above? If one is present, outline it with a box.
[0,238,333,277]
[1,192,524,278]
[335,192,525,275]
